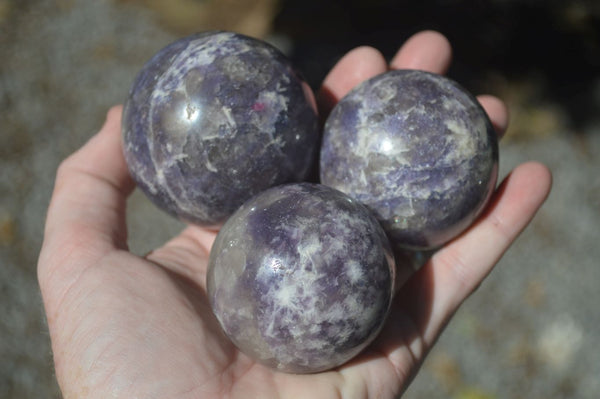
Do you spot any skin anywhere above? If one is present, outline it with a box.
[38,30,552,398]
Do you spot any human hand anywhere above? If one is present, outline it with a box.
[38,31,552,398]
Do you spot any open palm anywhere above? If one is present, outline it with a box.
[38,31,551,399]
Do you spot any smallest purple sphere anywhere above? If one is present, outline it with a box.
[207,183,395,373]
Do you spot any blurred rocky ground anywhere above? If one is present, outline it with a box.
[0,0,598,398]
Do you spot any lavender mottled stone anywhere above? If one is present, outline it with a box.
[320,70,499,251]
[207,183,395,373]
[122,31,319,226]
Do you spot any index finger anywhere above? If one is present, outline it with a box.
[40,106,134,271]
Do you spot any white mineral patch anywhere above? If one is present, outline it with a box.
[273,282,298,309]
[444,118,476,158]
[259,89,289,114]
[296,232,322,266]
[221,106,236,128]
[188,33,237,66]
[344,259,363,284]
[372,80,398,102]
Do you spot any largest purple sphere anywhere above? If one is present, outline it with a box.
[207,183,395,373]
[320,70,499,250]
[122,31,319,225]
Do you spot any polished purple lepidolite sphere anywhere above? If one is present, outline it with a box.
[207,183,395,373]
[320,70,498,251]
[122,31,319,225]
